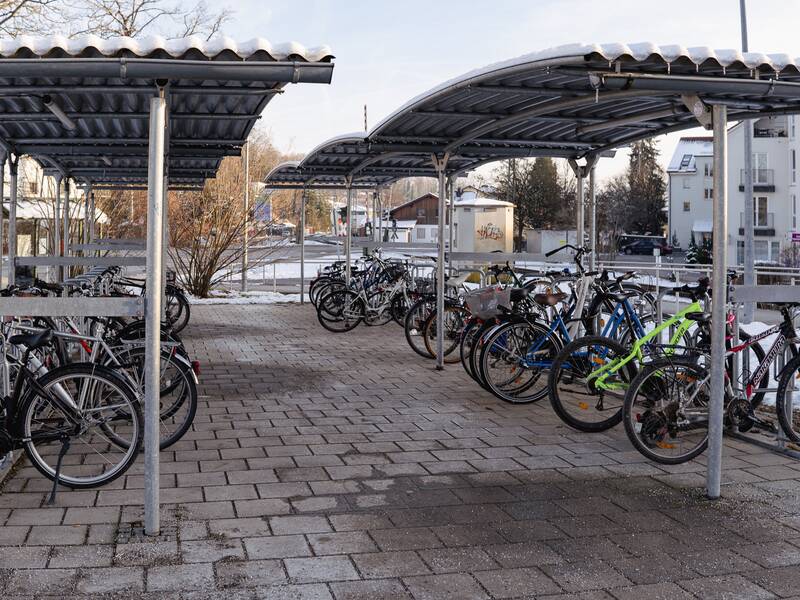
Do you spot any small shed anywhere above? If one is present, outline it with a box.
[453,197,514,253]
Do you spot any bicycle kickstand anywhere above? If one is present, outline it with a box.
[47,438,71,505]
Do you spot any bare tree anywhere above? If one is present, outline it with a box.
[0,0,61,35]
[71,0,230,39]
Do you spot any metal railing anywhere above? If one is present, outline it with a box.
[739,211,775,229]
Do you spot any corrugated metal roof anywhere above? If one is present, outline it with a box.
[0,35,333,62]
[0,35,334,188]
[266,41,800,190]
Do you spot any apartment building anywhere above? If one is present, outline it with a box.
[667,115,798,264]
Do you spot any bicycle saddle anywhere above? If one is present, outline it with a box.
[533,292,568,306]
[685,312,712,323]
[9,329,53,350]
[602,289,640,303]
[510,287,533,303]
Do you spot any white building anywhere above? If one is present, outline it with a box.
[668,115,798,263]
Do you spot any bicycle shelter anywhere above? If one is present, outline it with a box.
[265,42,800,500]
[0,35,335,534]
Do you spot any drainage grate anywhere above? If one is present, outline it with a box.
[116,522,177,544]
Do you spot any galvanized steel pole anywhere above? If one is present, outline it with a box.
[434,155,448,370]
[0,153,5,285]
[8,156,17,286]
[83,183,91,246]
[300,188,306,304]
[54,175,61,282]
[144,90,167,535]
[707,104,728,499]
[741,0,755,323]
[447,177,455,271]
[345,181,353,283]
[241,142,249,293]
[89,191,96,244]
[576,166,585,248]
[589,165,597,270]
[62,179,70,260]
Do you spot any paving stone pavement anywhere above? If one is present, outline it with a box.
[1,303,800,599]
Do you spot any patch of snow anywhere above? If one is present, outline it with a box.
[189,291,301,305]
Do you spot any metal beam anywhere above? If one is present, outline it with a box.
[0,296,142,317]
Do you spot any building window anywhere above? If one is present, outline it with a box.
[483,208,496,213]
[792,116,796,139]
[771,241,780,261]
[28,181,37,195]
[704,163,713,177]
[417,227,426,239]
[683,201,690,212]
[793,194,797,229]
[737,241,745,264]
[793,150,797,184]
[755,240,769,261]
[679,154,692,169]
[463,207,471,212]
[754,196,769,227]
[416,207,425,217]
[682,178,691,189]
[704,187,713,199]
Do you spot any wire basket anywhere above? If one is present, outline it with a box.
[465,286,511,320]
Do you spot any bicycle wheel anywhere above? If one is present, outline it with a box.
[470,320,503,388]
[165,287,191,333]
[317,290,364,333]
[107,346,198,449]
[364,291,393,326]
[390,292,413,326]
[623,357,712,464]
[479,320,558,404]
[776,354,800,444]
[20,363,142,489]
[548,335,634,432]
[404,296,436,358]
[459,317,482,379]
[422,305,468,364]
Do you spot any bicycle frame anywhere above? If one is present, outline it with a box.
[591,300,704,391]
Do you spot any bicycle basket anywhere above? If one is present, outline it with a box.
[465,286,511,320]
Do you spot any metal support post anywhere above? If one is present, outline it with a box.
[0,153,5,285]
[89,191,96,244]
[300,187,306,304]
[83,183,91,247]
[345,179,353,283]
[54,175,62,282]
[63,180,70,259]
[433,154,449,370]
[241,142,249,293]
[144,89,167,536]
[741,0,755,324]
[377,190,383,243]
[707,104,728,500]
[447,177,455,271]
[8,156,18,286]
[589,165,597,270]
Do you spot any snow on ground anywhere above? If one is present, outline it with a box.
[188,290,301,305]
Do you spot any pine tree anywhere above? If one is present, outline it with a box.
[626,139,667,235]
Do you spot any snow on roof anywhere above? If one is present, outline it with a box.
[381,219,418,229]
[692,220,713,233]
[0,35,334,62]
[371,42,800,135]
[4,197,109,223]
[455,196,514,208]
[668,137,714,173]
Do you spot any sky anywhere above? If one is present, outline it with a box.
[221,0,800,184]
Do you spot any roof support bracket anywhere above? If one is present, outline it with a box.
[681,94,712,129]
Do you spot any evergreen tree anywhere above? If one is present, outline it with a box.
[626,139,667,234]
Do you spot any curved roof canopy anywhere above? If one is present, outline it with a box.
[0,35,334,189]
[266,42,800,189]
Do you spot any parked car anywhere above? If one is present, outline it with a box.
[620,239,673,255]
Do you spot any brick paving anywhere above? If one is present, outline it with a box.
[1,302,800,598]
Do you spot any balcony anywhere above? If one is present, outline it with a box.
[738,212,776,236]
[738,168,775,193]
[754,127,787,138]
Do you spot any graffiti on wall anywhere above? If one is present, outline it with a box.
[477,223,503,241]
